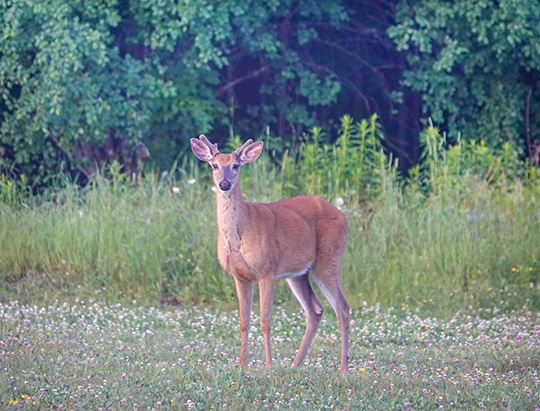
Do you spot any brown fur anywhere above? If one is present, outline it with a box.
[191,135,350,373]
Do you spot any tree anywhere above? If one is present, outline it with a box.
[1,1,157,181]
[0,0,352,181]
[388,0,540,160]
[131,0,351,154]
[199,0,421,166]
[1,0,423,184]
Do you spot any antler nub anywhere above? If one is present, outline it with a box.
[199,134,219,157]
[234,139,254,157]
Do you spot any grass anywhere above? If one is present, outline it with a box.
[0,120,539,409]
[1,119,539,311]
[0,162,230,305]
[1,156,539,313]
[1,300,539,409]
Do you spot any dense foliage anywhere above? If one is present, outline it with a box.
[388,0,540,156]
[0,0,353,182]
[1,0,539,185]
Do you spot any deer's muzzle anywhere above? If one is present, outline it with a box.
[219,180,232,191]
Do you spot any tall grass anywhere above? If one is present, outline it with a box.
[1,116,539,312]
[0,160,231,304]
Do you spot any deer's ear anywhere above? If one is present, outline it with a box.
[238,141,263,164]
[190,138,214,162]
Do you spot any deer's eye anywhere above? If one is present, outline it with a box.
[212,164,218,170]
[232,164,239,171]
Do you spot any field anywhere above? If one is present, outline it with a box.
[2,0,540,406]
[1,127,540,409]
[1,300,539,410]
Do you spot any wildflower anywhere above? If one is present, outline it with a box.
[335,197,344,209]
[78,210,83,218]
[172,187,180,193]
[188,178,196,185]
[211,186,217,193]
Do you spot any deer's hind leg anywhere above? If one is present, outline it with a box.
[287,274,324,368]
[312,223,350,374]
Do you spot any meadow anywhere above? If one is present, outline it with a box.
[1,301,539,409]
[1,118,539,409]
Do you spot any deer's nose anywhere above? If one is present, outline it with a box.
[219,180,232,191]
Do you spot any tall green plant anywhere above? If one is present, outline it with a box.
[298,126,325,195]
[0,174,29,206]
[296,114,394,201]
[411,120,527,200]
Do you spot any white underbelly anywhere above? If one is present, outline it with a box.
[276,264,311,280]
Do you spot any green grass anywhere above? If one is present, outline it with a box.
[1,121,539,409]
[1,117,539,311]
[1,156,539,312]
[1,301,538,410]
[0,162,231,305]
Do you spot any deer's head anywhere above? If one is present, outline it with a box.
[190,135,263,193]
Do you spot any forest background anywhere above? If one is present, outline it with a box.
[1,0,539,182]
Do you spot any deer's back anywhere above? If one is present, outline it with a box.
[266,195,344,219]
[222,195,347,281]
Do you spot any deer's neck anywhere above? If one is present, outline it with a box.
[216,186,248,245]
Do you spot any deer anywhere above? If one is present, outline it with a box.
[190,135,350,374]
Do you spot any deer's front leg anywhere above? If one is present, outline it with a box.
[234,277,253,369]
[258,278,275,368]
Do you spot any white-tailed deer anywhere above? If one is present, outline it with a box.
[190,135,350,373]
